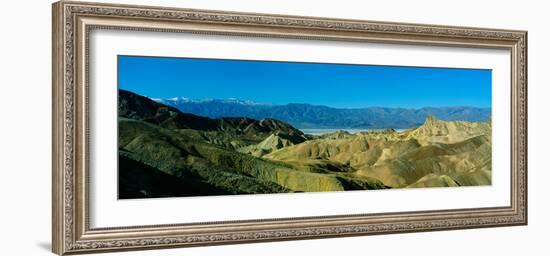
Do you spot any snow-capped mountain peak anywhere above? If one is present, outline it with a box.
[149,96,270,106]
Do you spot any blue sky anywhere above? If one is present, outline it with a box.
[118,55,491,109]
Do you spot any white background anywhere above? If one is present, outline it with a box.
[90,29,510,227]
[0,0,547,255]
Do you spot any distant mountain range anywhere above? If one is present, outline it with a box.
[151,94,491,129]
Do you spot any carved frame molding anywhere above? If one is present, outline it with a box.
[52,1,527,255]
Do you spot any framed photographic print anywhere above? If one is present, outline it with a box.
[52,1,527,255]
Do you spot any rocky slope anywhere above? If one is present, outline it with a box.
[264,115,491,188]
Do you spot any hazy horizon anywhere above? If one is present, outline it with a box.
[140,90,491,111]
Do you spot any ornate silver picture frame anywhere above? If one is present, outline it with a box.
[52,1,527,255]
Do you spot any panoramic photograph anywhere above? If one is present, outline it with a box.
[117,55,492,199]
